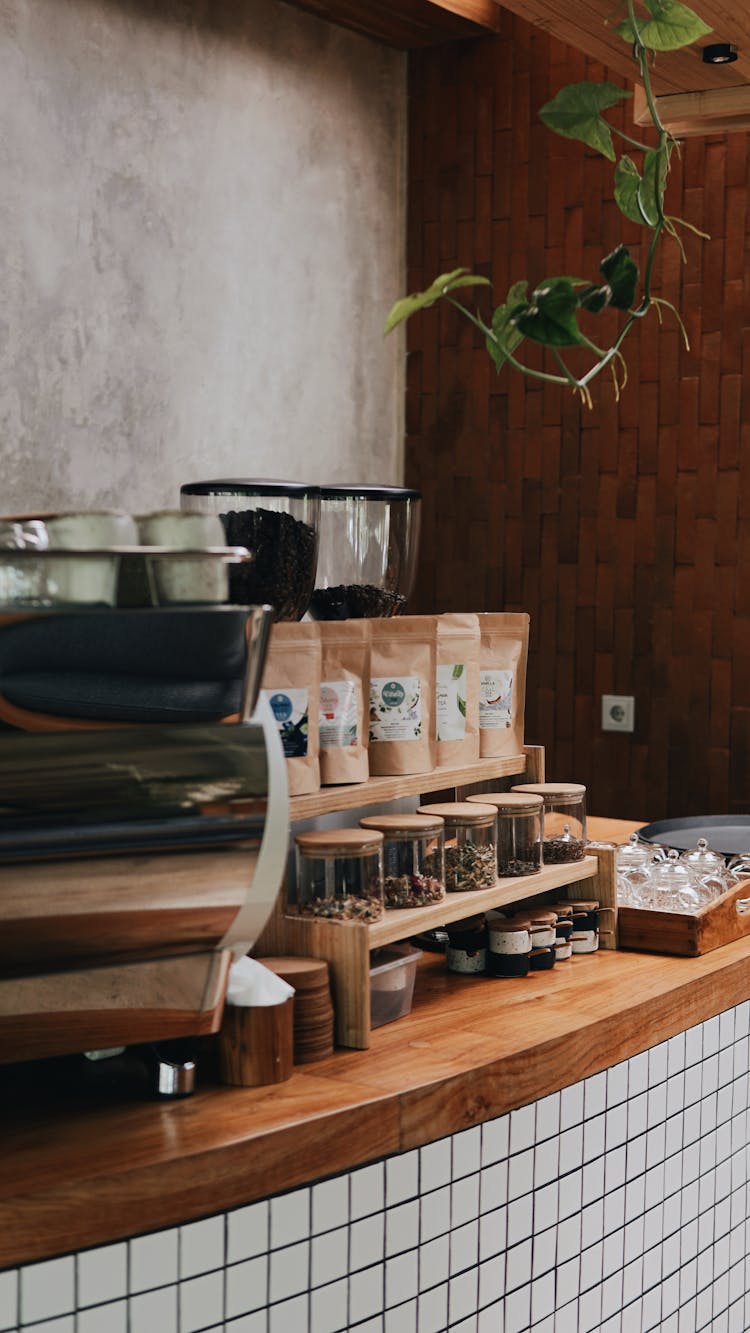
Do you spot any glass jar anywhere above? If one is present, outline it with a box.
[468,791,543,877]
[511,783,587,863]
[292,828,384,922]
[359,813,445,909]
[180,480,320,621]
[417,802,497,891]
[309,485,421,619]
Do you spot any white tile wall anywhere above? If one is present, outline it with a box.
[5,998,750,1331]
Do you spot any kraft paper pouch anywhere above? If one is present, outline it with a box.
[436,613,480,767]
[259,621,320,796]
[478,612,529,758]
[369,616,437,776]
[318,620,369,785]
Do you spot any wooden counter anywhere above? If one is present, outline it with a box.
[5,817,748,1271]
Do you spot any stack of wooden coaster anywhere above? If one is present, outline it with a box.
[260,957,334,1064]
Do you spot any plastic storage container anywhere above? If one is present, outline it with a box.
[370,943,422,1027]
[467,791,543,877]
[417,801,497,892]
[292,828,384,923]
[359,813,445,908]
[512,783,587,863]
[180,480,321,621]
[309,485,421,619]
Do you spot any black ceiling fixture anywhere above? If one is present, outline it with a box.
[702,42,739,63]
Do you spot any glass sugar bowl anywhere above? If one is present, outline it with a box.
[512,783,587,863]
[292,828,384,923]
[468,791,543,877]
[616,832,654,906]
[359,813,445,909]
[417,802,497,892]
[679,838,727,902]
[648,850,703,914]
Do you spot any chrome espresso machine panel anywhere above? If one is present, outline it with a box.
[0,604,287,1065]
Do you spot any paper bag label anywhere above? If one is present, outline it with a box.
[262,687,309,757]
[479,669,513,730]
[319,679,358,749]
[369,676,422,742]
[436,662,467,742]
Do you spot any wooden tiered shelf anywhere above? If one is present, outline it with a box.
[257,745,618,1048]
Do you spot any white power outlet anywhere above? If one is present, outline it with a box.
[601,694,635,733]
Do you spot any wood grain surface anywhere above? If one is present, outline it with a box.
[2,824,749,1271]
[405,8,750,823]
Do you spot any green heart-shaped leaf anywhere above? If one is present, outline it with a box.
[539,81,633,161]
[514,277,585,347]
[384,268,491,334]
[614,155,647,225]
[600,245,638,310]
[486,280,527,371]
[616,0,711,51]
[578,283,611,314]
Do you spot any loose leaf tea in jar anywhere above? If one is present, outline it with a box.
[417,802,498,892]
[360,813,445,909]
[292,828,384,923]
[511,782,587,863]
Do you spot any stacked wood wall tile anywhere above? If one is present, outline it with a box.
[405,13,750,821]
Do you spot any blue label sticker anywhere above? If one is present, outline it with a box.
[269,692,293,722]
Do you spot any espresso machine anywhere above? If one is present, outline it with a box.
[0,592,288,1093]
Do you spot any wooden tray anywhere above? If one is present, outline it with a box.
[618,878,750,957]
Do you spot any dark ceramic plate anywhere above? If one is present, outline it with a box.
[638,815,750,856]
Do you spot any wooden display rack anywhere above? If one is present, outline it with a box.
[256,746,618,1048]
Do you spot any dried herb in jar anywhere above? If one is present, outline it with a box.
[443,841,497,892]
[300,892,383,922]
[383,873,444,908]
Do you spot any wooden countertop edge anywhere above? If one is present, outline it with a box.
[3,927,750,1268]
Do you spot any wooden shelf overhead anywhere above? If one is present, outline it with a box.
[634,80,750,137]
[281,0,500,48]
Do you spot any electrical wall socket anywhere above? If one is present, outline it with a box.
[601,694,635,733]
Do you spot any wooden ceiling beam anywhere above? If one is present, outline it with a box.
[634,80,750,135]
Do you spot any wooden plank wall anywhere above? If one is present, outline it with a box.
[404,11,750,822]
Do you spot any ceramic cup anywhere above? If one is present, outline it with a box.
[0,519,51,607]
[137,510,230,604]
[36,511,136,606]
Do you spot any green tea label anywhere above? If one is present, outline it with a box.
[319,680,358,749]
[479,669,513,730]
[436,662,467,742]
[369,676,422,742]
[261,687,309,757]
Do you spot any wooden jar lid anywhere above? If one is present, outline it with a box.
[512,783,586,800]
[260,957,330,990]
[417,801,497,825]
[360,813,444,836]
[487,911,532,931]
[294,828,384,854]
[527,910,557,925]
[468,792,544,812]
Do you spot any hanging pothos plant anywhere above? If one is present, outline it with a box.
[385,0,712,405]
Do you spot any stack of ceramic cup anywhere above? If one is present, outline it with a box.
[261,956,335,1063]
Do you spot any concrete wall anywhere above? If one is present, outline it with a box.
[0,0,406,514]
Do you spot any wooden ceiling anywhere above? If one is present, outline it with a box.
[492,0,750,96]
[284,0,750,131]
